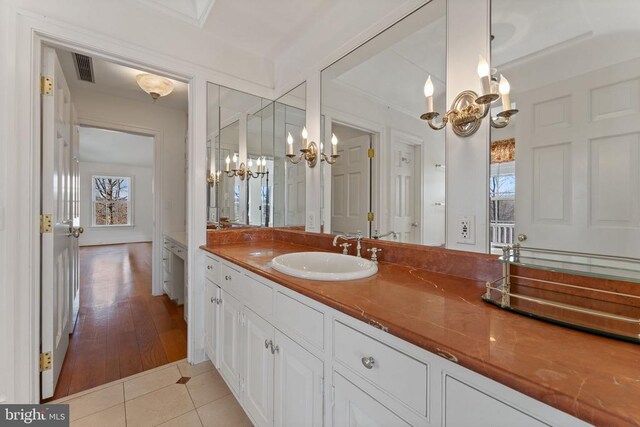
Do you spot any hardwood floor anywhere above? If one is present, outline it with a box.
[49,242,187,400]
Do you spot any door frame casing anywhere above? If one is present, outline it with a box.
[8,10,229,403]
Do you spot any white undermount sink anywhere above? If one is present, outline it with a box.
[271,251,377,281]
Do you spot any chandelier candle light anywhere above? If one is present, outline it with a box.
[224,154,268,180]
[286,127,340,167]
[420,55,518,137]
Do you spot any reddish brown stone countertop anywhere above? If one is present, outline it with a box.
[202,234,640,427]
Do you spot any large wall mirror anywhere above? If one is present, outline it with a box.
[490,0,640,257]
[274,83,306,227]
[321,0,446,245]
[206,84,275,227]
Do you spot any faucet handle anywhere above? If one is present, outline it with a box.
[340,242,352,255]
[367,247,381,263]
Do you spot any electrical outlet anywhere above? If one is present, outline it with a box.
[457,215,475,244]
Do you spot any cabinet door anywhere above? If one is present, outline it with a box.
[444,376,547,427]
[243,308,275,427]
[333,373,411,427]
[274,330,323,427]
[220,289,242,395]
[204,279,220,365]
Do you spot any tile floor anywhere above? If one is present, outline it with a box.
[52,359,252,427]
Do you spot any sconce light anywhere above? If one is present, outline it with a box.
[420,55,518,137]
[286,127,340,167]
[224,153,268,180]
[207,170,221,186]
[136,73,174,101]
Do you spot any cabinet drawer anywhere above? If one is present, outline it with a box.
[333,321,428,416]
[243,275,273,318]
[220,263,243,293]
[204,255,220,284]
[275,292,323,349]
[444,375,546,427]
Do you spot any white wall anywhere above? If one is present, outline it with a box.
[79,162,153,246]
[72,87,188,235]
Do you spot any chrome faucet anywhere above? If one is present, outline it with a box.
[372,229,398,240]
[332,232,364,257]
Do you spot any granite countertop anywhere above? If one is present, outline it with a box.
[202,240,640,427]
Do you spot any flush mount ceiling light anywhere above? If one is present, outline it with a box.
[136,73,174,101]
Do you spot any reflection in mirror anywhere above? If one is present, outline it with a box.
[274,83,306,227]
[321,0,446,245]
[206,84,273,228]
[490,0,640,257]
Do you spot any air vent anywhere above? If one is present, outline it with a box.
[73,53,95,83]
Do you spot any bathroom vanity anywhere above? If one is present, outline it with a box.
[199,230,639,427]
[163,232,188,320]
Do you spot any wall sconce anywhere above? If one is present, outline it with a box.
[420,56,518,137]
[286,127,340,167]
[207,170,221,186]
[224,153,268,180]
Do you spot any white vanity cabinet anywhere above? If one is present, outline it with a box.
[201,251,589,427]
[163,233,187,315]
[203,251,325,427]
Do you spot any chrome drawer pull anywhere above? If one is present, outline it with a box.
[361,356,375,369]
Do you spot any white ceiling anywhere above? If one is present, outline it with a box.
[79,127,154,167]
[134,0,216,27]
[57,49,189,112]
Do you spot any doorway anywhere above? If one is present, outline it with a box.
[40,45,190,400]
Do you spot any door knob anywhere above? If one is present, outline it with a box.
[517,233,527,242]
[69,226,84,238]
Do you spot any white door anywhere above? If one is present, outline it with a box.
[69,109,80,332]
[390,137,421,244]
[220,289,242,395]
[205,280,220,364]
[243,308,275,427]
[274,330,323,427]
[515,59,640,256]
[331,134,370,235]
[333,373,411,427]
[41,46,78,399]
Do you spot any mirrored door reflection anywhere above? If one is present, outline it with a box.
[490,0,640,258]
[321,0,446,245]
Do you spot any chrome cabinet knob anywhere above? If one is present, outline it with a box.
[210,297,215,303]
[264,339,271,349]
[517,233,527,242]
[207,265,212,270]
[271,344,279,355]
[361,356,375,369]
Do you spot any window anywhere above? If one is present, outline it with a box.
[92,176,132,226]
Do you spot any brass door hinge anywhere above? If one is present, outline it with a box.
[41,76,53,96]
[40,214,52,233]
[367,212,374,222]
[40,352,52,372]
[367,148,375,158]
